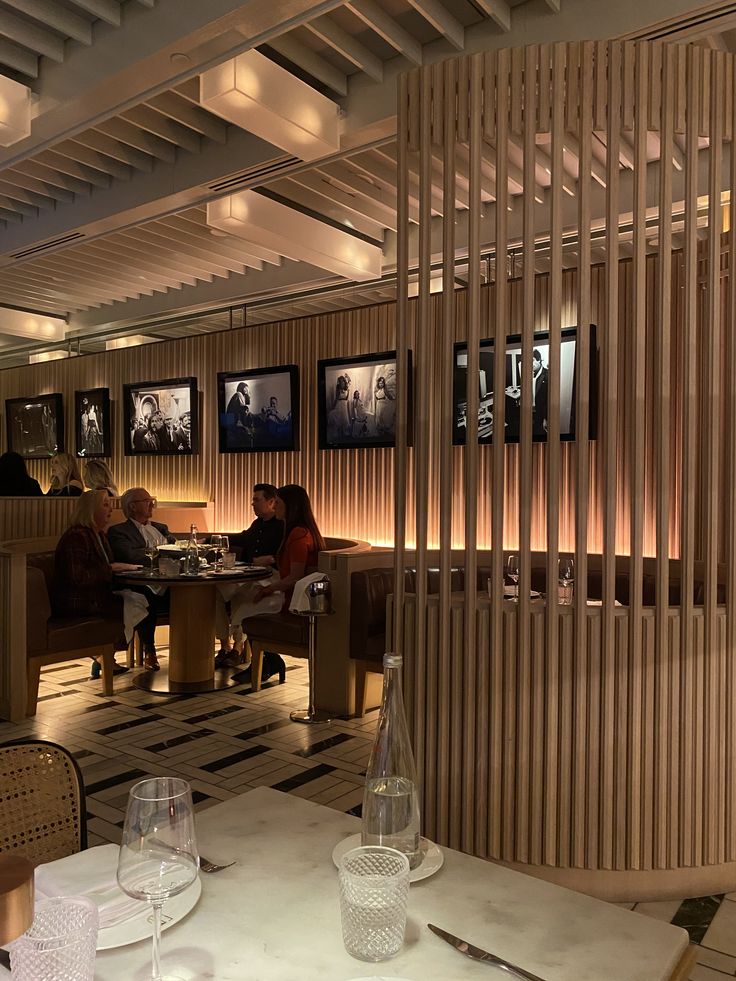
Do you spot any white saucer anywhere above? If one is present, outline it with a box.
[96,877,202,950]
[331,834,444,883]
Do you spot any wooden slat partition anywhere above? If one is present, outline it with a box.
[394,40,736,899]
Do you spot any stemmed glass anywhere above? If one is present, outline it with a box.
[220,536,229,569]
[558,557,575,605]
[506,554,520,600]
[117,777,199,981]
[144,544,159,577]
[210,534,222,570]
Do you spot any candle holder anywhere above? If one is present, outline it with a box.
[0,854,34,945]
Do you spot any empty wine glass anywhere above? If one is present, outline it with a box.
[220,536,229,571]
[506,554,520,600]
[210,534,222,570]
[144,544,159,577]
[117,777,199,981]
[558,557,574,605]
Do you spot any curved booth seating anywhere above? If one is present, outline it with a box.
[25,551,125,715]
[242,536,371,692]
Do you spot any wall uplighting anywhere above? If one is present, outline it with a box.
[0,76,31,147]
[200,49,339,161]
[29,350,75,364]
[207,192,382,282]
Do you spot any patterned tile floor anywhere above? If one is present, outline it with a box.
[0,642,733,980]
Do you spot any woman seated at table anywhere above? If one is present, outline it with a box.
[54,490,157,678]
[83,459,119,497]
[47,452,84,497]
[0,451,43,496]
[224,484,325,684]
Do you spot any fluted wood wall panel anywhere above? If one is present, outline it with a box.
[395,40,736,898]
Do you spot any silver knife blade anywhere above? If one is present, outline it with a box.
[427,923,547,981]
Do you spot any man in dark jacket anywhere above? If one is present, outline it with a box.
[108,486,174,670]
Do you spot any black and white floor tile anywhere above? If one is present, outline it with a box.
[0,643,732,980]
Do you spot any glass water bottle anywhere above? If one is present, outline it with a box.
[185,524,198,576]
[361,652,422,869]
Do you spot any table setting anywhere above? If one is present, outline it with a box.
[0,652,691,981]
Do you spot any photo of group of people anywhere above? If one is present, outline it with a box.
[217,367,299,453]
[453,328,591,444]
[75,388,110,458]
[124,378,196,455]
[318,351,402,449]
[5,393,63,459]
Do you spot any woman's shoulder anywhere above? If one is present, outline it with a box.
[286,526,313,545]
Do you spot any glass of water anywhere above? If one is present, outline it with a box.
[10,897,98,981]
[117,777,199,981]
[506,553,520,600]
[558,557,574,605]
[338,845,410,962]
[209,534,222,569]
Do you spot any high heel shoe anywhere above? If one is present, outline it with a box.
[90,659,101,680]
[90,660,128,679]
[265,651,286,685]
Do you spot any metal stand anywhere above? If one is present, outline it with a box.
[290,610,332,725]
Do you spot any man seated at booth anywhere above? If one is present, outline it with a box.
[108,486,174,671]
[215,482,284,668]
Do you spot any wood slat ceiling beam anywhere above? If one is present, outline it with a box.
[344,0,423,65]
[304,15,383,81]
[266,33,348,95]
[8,0,94,46]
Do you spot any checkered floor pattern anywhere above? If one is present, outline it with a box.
[0,642,734,980]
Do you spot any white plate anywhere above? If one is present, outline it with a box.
[346,977,415,980]
[331,834,443,883]
[96,877,202,950]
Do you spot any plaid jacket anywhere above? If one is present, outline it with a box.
[53,524,121,618]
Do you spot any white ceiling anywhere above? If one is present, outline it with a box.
[0,0,733,366]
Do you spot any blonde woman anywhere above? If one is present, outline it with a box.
[47,451,84,497]
[83,459,119,497]
[54,490,139,677]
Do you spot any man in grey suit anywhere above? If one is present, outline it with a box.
[108,487,174,670]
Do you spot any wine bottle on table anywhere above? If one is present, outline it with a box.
[185,524,198,576]
[361,652,422,869]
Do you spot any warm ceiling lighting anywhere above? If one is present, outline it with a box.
[206,192,382,282]
[0,76,31,147]
[199,49,339,161]
[105,334,154,350]
[28,350,73,364]
[0,306,64,341]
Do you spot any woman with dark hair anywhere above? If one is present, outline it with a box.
[0,451,43,496]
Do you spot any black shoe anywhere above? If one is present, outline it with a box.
[90,659,101,680]
[112,662,130,675]
[215,649,240,669]
[263,651,286,685]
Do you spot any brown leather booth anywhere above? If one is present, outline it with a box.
[25,551,124,716]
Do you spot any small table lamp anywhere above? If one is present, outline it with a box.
[0,855,34,945]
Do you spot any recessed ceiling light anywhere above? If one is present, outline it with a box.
[170,52,191,66]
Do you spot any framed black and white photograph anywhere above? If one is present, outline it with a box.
[317,350,411,450]
[217,365,299,453]
[452,325,598,445]
[123,377,198,455]
[5,393,64,459]
[74,388,111,458]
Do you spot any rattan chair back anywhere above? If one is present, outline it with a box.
[0,740,87,866]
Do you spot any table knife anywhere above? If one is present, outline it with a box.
[427,923,547,981]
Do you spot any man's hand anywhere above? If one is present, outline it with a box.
[111,562,139,572]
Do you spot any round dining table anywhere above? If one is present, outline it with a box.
[115,566,267,694]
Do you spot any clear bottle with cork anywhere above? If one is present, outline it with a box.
[361,652,421,869]
[185,523,199,576]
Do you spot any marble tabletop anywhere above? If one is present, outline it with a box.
[85,786,689,981]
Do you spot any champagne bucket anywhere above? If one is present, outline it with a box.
[307,578,332,614]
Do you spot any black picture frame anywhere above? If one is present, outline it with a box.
[5,393,64,459]
[74,387,111,458]
[217,365,300,453]
[452,325,598,445]
[123,377,198,456]
[317,349,412,450]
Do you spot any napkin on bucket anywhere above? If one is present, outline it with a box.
[289,572,330,613]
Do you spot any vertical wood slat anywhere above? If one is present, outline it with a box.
[492,47,511,860]
[727,55,736,865]
[654,43,675,871]
[629,40,649,870]
[464,53,483,855]
[515,42,538,865]
[704,52,724,866]
[573,39,594,870]
[392,73,410,656]
[543,41,564,867]
[436,56,457,850]
[601,39,621,871]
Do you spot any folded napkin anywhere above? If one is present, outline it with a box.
[289,572,330,613]
[35,844,144,929]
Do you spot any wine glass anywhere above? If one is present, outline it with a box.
[558,557,574,605]
[209,534,222,570]
[144,544,159,578]
[117,777,199,981]
[220,535,229,569]
[506,554,520,600]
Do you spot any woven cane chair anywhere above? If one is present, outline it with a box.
[0,740,87,867]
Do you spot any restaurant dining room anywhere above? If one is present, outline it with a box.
[1,1,736,979]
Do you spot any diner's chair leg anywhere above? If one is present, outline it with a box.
[251,645,264,691]
[26,660,42,716]
[135,634,143,667]
[126,638,134,669]
[100,650,115,696]
[354,662,368,719]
